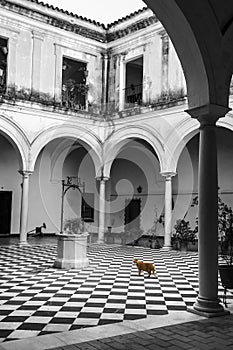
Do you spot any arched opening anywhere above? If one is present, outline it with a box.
[30,138,98,235]
[175,126,233,232]
[0,132,24,235]
[107,138,164,244]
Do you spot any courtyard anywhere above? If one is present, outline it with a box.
[0,238,229,346]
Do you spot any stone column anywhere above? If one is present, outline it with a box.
[31,31,44,94]
[187,104,230,317]
[96,177,109,244]
[161,172,176,250]
[19,171,32,245]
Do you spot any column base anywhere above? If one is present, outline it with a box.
[161,245,172,251]
[96,239,104,244]
[53,258,89,269]
[187,296,230,318]
[18,241,29,246]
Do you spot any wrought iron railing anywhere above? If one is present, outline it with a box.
[124,84,143,105]
[62,79,89,110]
[0,82,186,118]
[0,74,6,94]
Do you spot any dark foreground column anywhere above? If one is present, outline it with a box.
[187,104,230,317]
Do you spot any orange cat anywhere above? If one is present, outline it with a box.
[133,258,156,278]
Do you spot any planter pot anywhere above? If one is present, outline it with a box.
[176,241,188,252]
[53,232,89,269]
[218,264,233,306]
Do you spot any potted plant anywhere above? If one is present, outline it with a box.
[190,195,233,306]
[54,217,89,269]
[218,199,233,306]
[63,217,84,234]
[172,219,196,251]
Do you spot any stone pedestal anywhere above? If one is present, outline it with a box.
[54,232,89,269]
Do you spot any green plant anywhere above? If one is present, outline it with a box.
[173,219,196,246]
[185,194,233,264]
[218,199,233,265]
[64,217,85,234]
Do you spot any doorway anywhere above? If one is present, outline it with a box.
[124,198,141,231]
[125,56,143,106]
[0,191,12,234]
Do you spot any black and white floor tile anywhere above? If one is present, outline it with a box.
[0,243,228,342]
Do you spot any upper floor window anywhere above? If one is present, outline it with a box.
[0,37,8,94]
[62,57,88,110]
[125,56,143,107]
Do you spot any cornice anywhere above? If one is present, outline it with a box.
[106,16,158,42]
[1,0,107,43]
[1,0,158,44]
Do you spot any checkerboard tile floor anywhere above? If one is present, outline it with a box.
[0,244,228,343]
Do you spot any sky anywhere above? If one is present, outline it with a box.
[43,0,145,25]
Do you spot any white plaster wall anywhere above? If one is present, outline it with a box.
[40,38,56,96]
[168,40,186,94]
[145,34,162,102]
[16,29,32,89]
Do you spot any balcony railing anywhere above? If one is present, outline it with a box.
[124,84,142,106]
[0,82,187,119]
[62,79,89,110]
[0,68,6,94]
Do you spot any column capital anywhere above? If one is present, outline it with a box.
[160,171,176,179]
[10,32,19,43]
[158,29,167,38]
[54,43,62,57]
[101,51,111,60]
[185,104,231,126]
[96,176,110,182]
[117,51,128,62]
[18,170,33,178]
[32,30,45,41]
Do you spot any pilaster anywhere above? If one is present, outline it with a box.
[31,31,45,93]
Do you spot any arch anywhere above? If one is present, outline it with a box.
[30,124,102,177]
[165,118,199,172]
[217,115,233,132]
[223,19,233,74]
[166,115,233,177]
[144,0,231,108]
[0,114,30,170]
[103,125,165,178]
